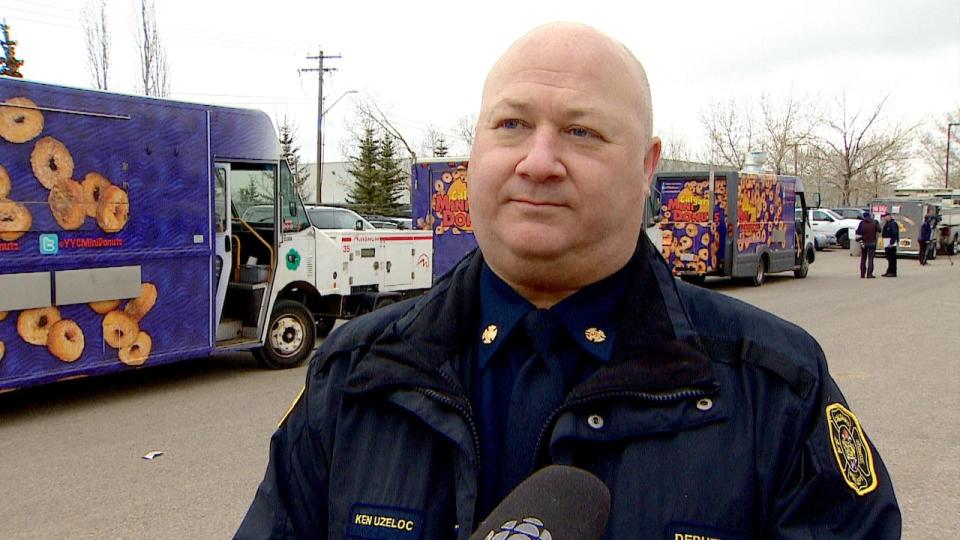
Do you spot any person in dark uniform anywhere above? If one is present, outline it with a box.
[881,212,899,277]
[856,211,882,278]
[918,215,933,266]
[236,23,900,539]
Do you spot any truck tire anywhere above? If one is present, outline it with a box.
[950,237,958,256]
[255,300,316,369]
[837,230,849,249]
[794,251,810,278]
[751,257,766,287]
[315,316,336,338]
[374,297,397,309]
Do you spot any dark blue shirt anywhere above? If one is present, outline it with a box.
[472,262,625,516]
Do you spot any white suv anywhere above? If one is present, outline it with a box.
[809,208,860,249]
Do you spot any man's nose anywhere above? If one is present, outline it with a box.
[515,127,566,182]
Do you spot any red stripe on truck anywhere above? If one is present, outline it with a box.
[340,236,432,242]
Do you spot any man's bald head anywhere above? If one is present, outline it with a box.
[482,22,654,143]
[467,22,662,306]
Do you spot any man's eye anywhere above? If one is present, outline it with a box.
[568,126,594,138]
[497,119,524,129]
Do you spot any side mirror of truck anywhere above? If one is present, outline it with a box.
[355,220,364,231]
[289,201,297,216]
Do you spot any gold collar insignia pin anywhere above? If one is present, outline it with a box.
[584,327,607,343]
[481,324,499,345]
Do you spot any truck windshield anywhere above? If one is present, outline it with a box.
[231,163,276,225]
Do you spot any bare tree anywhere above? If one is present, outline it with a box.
[659,129,694,163]
[82,0,110,90]
[759,92,817,174]
[355,97,417,162]
[134,0,169,97]
[817,95,913,205]
[455,114,476,149]
[420,126,447,157]
[699,98,761,170]
[860,141,911,202]
[917,106,960,188]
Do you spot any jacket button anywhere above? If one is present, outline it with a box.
[587,414,605,429]
[696,398,714,411]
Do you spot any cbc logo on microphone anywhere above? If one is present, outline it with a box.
[484,517,552,540]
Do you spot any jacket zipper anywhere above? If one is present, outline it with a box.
[531,386,715,472]
[414,368,482,474]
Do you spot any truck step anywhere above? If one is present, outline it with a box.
[216,318,243,341]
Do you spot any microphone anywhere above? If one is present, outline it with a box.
[470,465,611,540]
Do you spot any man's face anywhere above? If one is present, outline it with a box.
[468,27,659,290]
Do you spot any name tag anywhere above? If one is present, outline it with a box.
[348,504,423,540]
[666,523,751,540]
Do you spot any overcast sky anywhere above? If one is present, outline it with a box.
[4,0,959,185]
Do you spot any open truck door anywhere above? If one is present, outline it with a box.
[213,164,232,333]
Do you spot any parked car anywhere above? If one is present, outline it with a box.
[831,207,867,220]
[362,214,412,230]
[305,205,375,230]
[809,208,860,249]
[814,231,835,250]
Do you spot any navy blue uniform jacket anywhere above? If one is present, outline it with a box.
[236,236,900,539]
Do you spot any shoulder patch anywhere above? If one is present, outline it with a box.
[277,385,305,428]
[825,403,878,495]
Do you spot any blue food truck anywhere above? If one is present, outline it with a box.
[0,79,431,392]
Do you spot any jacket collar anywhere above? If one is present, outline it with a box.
[343,234,715,398]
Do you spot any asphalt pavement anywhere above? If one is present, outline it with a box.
[0,246,957,538]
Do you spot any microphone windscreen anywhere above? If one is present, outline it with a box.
[469,465,611,540]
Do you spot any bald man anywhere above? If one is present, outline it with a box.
[237,23,900,539]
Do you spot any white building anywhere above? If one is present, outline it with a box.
[303,160,414,205]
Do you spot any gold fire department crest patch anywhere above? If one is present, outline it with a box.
[826,403,878,495]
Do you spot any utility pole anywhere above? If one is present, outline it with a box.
[947,123,959,189]
[300,48,340,203]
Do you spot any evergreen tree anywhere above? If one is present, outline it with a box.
[0,21,25,78]
[346,127,383,215]
[278,117,311,200]
[377,134,408,215]
[433,135,449,157]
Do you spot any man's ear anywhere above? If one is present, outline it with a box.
[642,136,662,188]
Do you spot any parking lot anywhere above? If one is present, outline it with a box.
[1,247,957,538]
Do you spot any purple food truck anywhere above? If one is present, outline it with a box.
[0,79,431,392]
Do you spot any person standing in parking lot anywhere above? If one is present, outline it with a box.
[881,212,899,277]
[856,211,881,278]
[918,215,933,266]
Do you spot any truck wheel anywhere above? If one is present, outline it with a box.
[837,230,849,249]
[794,253,810,278]
[315,316,336,338]
[751,258,766,287]
[255,300,316,369]
[950,238,958,256]
[374,297,397,310]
